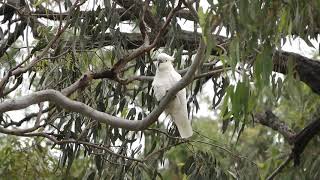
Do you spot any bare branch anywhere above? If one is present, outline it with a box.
[0,0,85,93]
[254,110,296,144]
[2,75,22,96]
[292,117,320,165]
[111,0,183,73]
[273,51,320,94]
[262,115,320,179]
[0,38,207,131]
[2,107,50,128]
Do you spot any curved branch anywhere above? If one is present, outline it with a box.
[292,117,320,165]
[0,39,206,131]
[111,0,183,73]
[261,115,320,179]
[254,110,296,144]
[0,0,84,92]
[2,107,50,128]
[273,51,320,94]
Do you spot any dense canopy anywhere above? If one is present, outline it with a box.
[1,0,320,179]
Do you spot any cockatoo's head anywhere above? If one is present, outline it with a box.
[156,53,174,71]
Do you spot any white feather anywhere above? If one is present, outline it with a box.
[156,53,175,62]
[152,53,193,138]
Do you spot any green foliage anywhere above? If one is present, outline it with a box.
[276,77,320,129]
[0,136,90,179]
[1,0,320,179]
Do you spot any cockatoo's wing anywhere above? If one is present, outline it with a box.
[152,84,167,101]
[152,70,181,101]
[152,70,193,138]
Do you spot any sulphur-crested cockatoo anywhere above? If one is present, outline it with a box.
[152,53,193,138]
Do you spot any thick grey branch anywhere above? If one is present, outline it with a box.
[273,51,320,94]
[0,39,206,131]
[255,110,296,144]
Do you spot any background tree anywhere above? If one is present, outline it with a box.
[0,0,320,179]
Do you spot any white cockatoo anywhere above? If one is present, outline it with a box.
[152,53,193,138]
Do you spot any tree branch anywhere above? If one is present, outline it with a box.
[0,38,206,131]
[265,116,320,179]
[0,21,27,58]
[291,117,320,165]
[254,110,296,144]
[273,51,320,94]
[111,0,183,73]
[0,0,84,93]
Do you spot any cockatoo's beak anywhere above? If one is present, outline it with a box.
[157,59,165,67]
[158,59,165,63]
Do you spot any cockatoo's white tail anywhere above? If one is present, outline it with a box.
[165,89,193,138]
[171,110,193,138]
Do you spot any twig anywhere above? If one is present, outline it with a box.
[2,75,23,96]
[0,0,85,82]
[266,155,292,180]
[147,128,182,140]
[143,140,187,161]
[111,0,183,73]
[35,103,44,126]
[189,140,258,167]
[25,132,144,163]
